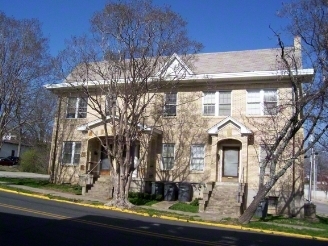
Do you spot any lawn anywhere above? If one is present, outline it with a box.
[169,201,199,213]
[243,215,328,239]
[0,177,82,195]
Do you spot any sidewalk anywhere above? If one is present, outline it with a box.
[0,171,49,179]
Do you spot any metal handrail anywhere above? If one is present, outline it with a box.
[87,160,101,175]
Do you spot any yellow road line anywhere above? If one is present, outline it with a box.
[0,202,220,246]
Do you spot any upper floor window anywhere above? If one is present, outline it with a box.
[62,141,81,165]
[162,143,175,170]
[66,97,87,118]
[163,93,177,116]
[247,90,277,115]
[259,145,272,174]
[190,144,205,171]
[105,95,117,116]
[203,91,231,116]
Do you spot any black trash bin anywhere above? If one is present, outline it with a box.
[164,182,178,201]
[255,198,268,219]
[151,182,164,200]
[178,183,193,202]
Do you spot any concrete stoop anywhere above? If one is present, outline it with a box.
[85,176,113,200]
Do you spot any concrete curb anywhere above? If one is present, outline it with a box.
[0,187,328,242]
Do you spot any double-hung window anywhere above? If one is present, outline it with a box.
[62,141,81,165]
[247,90,277,115]
[190,145,205,171]
[105,95,117,116]
[203,91,231,116]
[162,143,175,170]
[163,93,177,116]
[259,145,272,174]
[66,97,87,118]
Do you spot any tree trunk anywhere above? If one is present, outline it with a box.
[106,166,134,208]
[238,186,268,224]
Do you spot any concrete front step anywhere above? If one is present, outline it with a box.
[205,183,241,215]
[86,175,113,200]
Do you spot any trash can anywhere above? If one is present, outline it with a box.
[254,198,268,219]
[151,182,164,200]
[178,183,193,202]
[267,196,279,215]
[164,182,178,201]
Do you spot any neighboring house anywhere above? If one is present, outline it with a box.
[46,37,313,217]
[0,138,30,158]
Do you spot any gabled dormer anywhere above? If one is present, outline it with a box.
[156,53,193,79]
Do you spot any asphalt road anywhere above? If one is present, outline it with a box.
[0,191,327,246]
[315,201,328,216]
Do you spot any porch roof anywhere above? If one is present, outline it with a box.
[77,116,162,135]
[207,116,252,136]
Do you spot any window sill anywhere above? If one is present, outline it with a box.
[246,115,277,118]
[190,170,204,173]
[65,118,87,120]
[202,115,231,118]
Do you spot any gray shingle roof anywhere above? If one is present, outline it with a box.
[191,48,291,74]
[63,46,298,83]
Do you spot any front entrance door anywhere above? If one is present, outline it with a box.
[222,147,239,182]
[100,145,110,175]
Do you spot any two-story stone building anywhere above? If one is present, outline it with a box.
[46,39,313,217]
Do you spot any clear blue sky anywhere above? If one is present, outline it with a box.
[0,0,293,56]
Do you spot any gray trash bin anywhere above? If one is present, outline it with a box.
[164,182,178,201]
[255,198,268,219]
[151,182,164,200]
[178,183,193,202]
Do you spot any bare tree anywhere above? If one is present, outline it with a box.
[239,0,328,224]
[56,0,202,208]
[0,12,52,148]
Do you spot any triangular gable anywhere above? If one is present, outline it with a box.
[156,53,193,78]
[207,116,252,135]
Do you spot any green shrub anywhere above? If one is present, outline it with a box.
[190,198,201,206]
[169,202,199,213]
[19,149,48,174]
[128,192,161,205]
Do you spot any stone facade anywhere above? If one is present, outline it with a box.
[46,43,312,217]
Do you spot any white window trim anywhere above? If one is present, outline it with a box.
[163,92,177,117]
[62,141,81,165]
[66,97,87,119]
[202,91,231,116]
[161,143,175,170]
[246,89,278,116]
[190,144,205,172]
[259,145,272,175]
[105,95,117,116]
